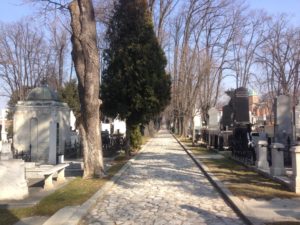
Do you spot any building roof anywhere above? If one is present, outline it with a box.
[26,86,60,101]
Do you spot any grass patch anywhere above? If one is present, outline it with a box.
[179,137,192,143]
[141,136,150,145]
[179,139,299,200]
[188,145,217,155]
[0,150,141,225]
[202,157,299,199]
[0,178,106,225]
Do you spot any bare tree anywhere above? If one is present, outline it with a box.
[230,9,268,88]
[0,20,54,101]
[257,15,300,106]
[49,19,69,88]
[150,0,178,46]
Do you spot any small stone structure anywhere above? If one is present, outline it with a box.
[270,143,285,176]
[0,159,28,200]
[255,140,269,172]
[13,86,71,164]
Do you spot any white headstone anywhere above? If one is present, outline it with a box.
[208,107,220,130]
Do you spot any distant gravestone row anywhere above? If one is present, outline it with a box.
[204,88,300,193]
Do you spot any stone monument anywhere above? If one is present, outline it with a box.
[13,85,71,164]
[274,95,293,145]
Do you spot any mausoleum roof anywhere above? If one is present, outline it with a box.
[26,86,60,101]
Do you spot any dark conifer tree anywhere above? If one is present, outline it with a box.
[101,0,171,153]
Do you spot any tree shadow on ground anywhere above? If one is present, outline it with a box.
[179,204,243,224]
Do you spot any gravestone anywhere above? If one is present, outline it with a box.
[221,105,233,130]
[274,95,293,145]
[233,87,250,124]
[208,107,220,130]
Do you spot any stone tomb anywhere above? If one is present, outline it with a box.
[13,86,71,165]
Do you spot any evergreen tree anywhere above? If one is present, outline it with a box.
[101,0,171,153]
[58,79,81,119]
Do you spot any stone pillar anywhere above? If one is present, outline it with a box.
[1,109,7,142]
[270,143,285,176]
[49,120,57,165]
[255,140,269,171]
[291,145,300,193]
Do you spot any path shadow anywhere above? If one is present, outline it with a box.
[180,204,242,224]
[0,206,20,225]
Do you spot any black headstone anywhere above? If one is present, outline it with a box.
[221,105,233,129]
[234,87,249,123]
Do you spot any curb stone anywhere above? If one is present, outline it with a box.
[42,138,154,225]
[172,134,258,225]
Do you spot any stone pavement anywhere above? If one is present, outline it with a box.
[81,130,245,225]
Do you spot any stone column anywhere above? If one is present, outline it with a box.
[270,143,285,176]
[291,145,300,193]
[255,140,269,172]
[49,120,57,165]
[1,109,7,142]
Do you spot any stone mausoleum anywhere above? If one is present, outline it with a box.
[13,86,71,164]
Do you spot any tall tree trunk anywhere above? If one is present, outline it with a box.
[191,115,195,146]
[125,121,132,157]
[69,0,104,179]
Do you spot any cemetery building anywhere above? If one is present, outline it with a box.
[13,86,71,164]
[248,91,273,126]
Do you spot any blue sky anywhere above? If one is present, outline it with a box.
[0,0,299,23]
[0,0,299,109]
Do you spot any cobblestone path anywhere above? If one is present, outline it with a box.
[81,130,244,225]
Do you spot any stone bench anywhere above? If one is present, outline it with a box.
[39,163,69,190]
